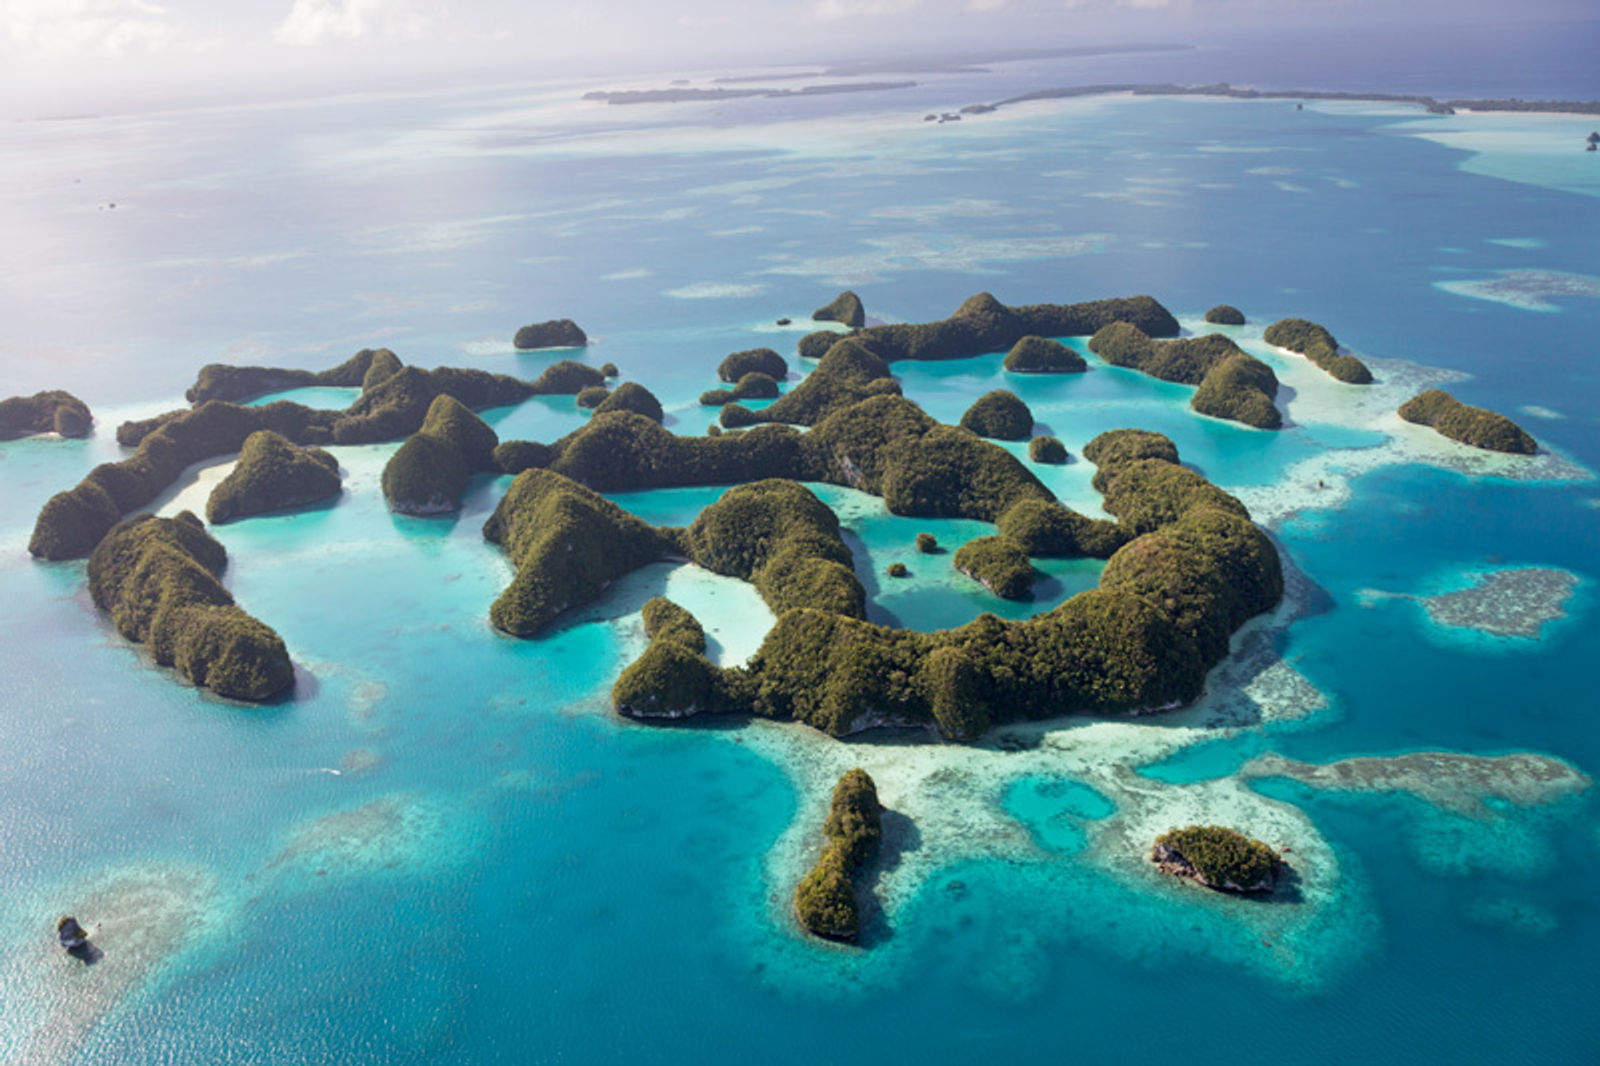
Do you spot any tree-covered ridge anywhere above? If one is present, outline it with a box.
[700,372,779,407]
[683,479,867,618]
[612,597,728,720]
[32,350,608,561]
[0,390,92,440]
[86,512,293,701]
[185,348,397,405]
[1088,322,1281,429]
[482,469,677,638]
[722,338,900,427]
[794,769,882,942]
[381,394,501,515]
[833,291,1180,364]
[1398,389,1537,455]
[592,421,1282,740]
[1262,318,1373,385]
[1152,825,1283,893]
[499,392,1052,526]
[208,430,341,523]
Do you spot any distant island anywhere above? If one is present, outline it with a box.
[960,81,1600,118]
[583,81,916,105]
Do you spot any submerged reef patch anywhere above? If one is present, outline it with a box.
[1239,751,1591,818]
[1420,568,1578,638]
[1435,269,1600,312]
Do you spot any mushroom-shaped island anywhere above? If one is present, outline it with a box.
[1028,435,1068,464]
[1151,825,1284,894]
[1003,335,1087,374]
[594,382,665,423]
[959,389,1034,441]
[0,390,93,440]
[1204,304,1246,326]
[513,319,588,350]
[206,430,341,524]
[718,347,787,382]
[576,386,609,409]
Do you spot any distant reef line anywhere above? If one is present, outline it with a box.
[961,81,1600,118]
[583,81,917,105]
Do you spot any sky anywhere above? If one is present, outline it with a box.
[0,0,1592,116]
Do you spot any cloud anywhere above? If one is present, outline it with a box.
[275,0,442,46]
[0,0,184,56]
[813,0,922,22]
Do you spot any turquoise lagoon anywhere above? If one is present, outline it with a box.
[2,56,1600,1064]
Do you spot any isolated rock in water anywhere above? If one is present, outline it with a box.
[513,319,588,350]
[57,915,89,950]
[812,290,865,329]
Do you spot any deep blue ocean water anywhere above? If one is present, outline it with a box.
[2,42,1599,1064]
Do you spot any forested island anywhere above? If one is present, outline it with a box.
[1398,389,1538,454]
[27,289,1315,729]
[793,769,882,942]
[88,512,293,700]
[1152,825,1285,894]
[0,390,92,440]
[207,431,341,523]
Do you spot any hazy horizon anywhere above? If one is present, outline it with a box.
[2,1,1596,119]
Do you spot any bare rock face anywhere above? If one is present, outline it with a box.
[513,319,588,350]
